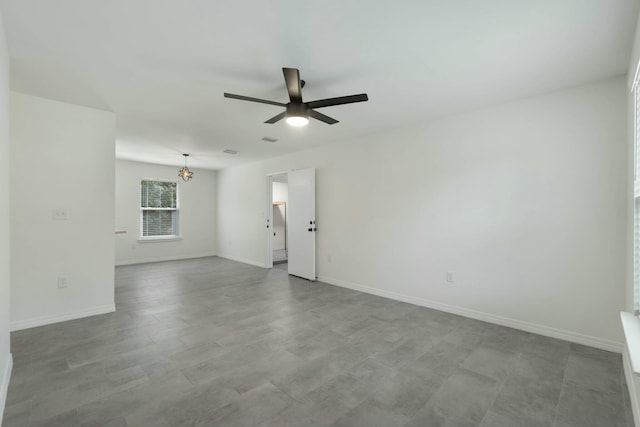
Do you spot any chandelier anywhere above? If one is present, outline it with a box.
[178,153,194,181]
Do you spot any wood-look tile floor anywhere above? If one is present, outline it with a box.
[2,256,634,426]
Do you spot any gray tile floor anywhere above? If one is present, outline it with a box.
[273,249,287,263]
[2,256,634,427]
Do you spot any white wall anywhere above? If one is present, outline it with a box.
[218,77,627,350]
[115,159,217,265]
[0,9,11,424]
[273,181,288,204]
[10,92,116,330]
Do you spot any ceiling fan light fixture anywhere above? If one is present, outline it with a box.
[285,102,309,127]
[286,115,309,127]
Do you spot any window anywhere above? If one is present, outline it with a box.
[634,82,640,314]
[140,180,178,239]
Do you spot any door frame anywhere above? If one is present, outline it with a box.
[265,171,288,268]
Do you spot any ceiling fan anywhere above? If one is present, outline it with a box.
[224,67,368,126]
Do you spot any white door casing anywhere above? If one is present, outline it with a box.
[272,204,286,250]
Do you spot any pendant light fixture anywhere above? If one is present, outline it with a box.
[178,153,194,181]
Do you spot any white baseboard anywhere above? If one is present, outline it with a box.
[10,304,116,332]
[317,275,624,353]
[115,253,217,266]
[0,353,13,427]
[217,253,266,268]
[623,347,640,427]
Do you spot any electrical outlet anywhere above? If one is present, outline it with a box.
[57,277,68,288]
[52,208,68,220]
[446,271,455,283]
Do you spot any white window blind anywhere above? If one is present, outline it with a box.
[140,180,178,237]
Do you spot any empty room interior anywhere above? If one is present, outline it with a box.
[4,1,640,426]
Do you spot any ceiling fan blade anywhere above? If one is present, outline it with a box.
[308,109,339,125]
[224,93,286,107]
[306,94,368,109]
[265,111,287,124]
[283,68,303,103]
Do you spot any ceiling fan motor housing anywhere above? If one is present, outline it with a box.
[287,102,308,118]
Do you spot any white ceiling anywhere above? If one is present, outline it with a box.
[1,0,638,170]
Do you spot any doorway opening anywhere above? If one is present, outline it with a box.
[271,173,288,270]
[266,168,316,279]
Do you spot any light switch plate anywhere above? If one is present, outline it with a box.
[57,277,68,288]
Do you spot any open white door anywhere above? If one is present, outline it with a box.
[287,168,316,280]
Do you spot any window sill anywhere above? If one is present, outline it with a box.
[621,312,640,374]
[137,236,182,243]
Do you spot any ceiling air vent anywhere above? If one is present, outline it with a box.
[262,137,278,143]
[223,149,238,155]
